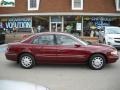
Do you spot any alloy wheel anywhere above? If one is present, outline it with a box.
[19,53,35,69]
[89,54,106,70]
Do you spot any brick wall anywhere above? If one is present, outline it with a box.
[0,0,116,14]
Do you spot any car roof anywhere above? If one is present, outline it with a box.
[34,32,72,37]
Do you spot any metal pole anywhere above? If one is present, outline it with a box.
[81,16,84,37]
[49,16,51,32]
[62,16,64,32]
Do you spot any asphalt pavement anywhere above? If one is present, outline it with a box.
[0,44,120,90]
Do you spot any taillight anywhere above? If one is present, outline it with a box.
[6,45,11,52]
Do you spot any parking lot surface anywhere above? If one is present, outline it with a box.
[0,45,120,90]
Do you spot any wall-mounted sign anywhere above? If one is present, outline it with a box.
[0,17,32,29]
[76,23,81,30]
[0,0,15,7]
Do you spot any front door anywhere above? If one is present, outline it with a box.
[55,34,86,63]
[51,23,62,32]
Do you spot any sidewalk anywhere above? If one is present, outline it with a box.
[80,36,99,44]
[5,32,99,44]
[5,32,32,43]
[0,44,7,52]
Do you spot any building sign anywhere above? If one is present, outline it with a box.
[76,23,81,30]
[0,17,32,29]
[0,0,15,7]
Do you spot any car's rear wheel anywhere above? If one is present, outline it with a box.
[19,53,35,69]
[89,54,106,70]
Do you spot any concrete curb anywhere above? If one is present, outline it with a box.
[0,44,8,47]
[0,44,7,52]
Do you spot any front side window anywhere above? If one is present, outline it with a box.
[56,35,79,45]
[28,0,40,10]
[72,0,83,10]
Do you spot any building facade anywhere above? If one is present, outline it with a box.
[0,0,120,37]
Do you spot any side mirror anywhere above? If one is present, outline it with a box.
[74,44,81,47]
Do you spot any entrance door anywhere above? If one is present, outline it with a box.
[51,23,62,32]
[50,16,63,32]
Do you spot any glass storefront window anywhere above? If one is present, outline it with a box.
[32,16,49,32]
[64,16,82,37]
[83,16,118,37]
[51,16,62,22]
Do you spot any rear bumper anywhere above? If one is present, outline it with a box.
[5,52,17,61]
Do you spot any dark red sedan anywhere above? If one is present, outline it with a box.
[5,32,119,70]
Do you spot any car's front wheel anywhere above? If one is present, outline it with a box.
[89,54,106,70]
[19,53,35,69]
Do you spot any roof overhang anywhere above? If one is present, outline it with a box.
[0,12,120,17]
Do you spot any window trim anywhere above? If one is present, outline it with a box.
[28,0,40,11]
[116,0,120,11]
[72,0,83,10]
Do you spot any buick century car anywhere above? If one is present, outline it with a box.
[5,32,119,70]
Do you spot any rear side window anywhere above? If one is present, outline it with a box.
[32,37,39,44]
[32,34,55,45]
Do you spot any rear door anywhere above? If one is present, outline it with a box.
[32,34,57,63]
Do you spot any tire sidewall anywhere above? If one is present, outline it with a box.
[89,54,106,70]
[19,53,35,69]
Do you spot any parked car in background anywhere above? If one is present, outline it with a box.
[99,26,120,48]
[5,32,119,70]
[0,30,5,44]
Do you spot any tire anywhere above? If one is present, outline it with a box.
[19,53,35,69]
[88,54,106,70]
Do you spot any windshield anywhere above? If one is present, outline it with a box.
[106,27,120,34]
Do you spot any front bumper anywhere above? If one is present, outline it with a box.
[107,50,119,63]
[107,55,119,63]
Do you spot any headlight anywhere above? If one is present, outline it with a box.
[110,50,118,55]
